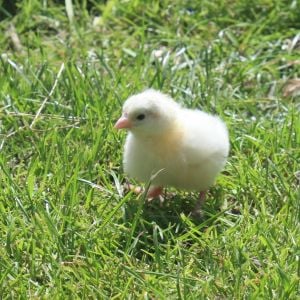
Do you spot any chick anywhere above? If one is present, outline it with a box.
[115,89,229,212]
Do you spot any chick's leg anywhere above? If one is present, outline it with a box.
[192,191,206,216]
[126,184,163,201]
[147,186,163,199]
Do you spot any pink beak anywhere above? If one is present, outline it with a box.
[114,116,132,129]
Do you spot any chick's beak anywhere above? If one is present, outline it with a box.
[114,115,132,129]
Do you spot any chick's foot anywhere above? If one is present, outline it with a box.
[147,186,163,199]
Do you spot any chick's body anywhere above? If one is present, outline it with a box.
[116,89,229,194]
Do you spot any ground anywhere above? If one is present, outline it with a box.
[0,0,299,298]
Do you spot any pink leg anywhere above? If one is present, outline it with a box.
[147,186,163,199]
[192,191,206,216]
[126,184,163,202]
[199,191,206,202]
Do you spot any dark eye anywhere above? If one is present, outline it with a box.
[136,114,145,120]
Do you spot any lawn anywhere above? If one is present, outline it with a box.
[0,0,299,298]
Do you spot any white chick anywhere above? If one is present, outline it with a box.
[115,89,229,211]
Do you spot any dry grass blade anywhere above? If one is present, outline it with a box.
[30,63,65,129]
[6,24,24,53]
[77,178,116,196]
[282,78,300,97]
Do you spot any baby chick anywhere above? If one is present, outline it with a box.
[115,89,229,212]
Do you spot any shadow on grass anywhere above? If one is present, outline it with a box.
[126,195,197,226]
[118,189,226,258]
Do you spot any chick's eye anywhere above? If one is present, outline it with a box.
[136,114,145,120]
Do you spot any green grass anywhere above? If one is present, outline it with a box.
[0,0,299,298]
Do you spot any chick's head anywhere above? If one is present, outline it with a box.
[115,89,180,135]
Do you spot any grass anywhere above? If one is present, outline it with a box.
[0,0,299,298]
